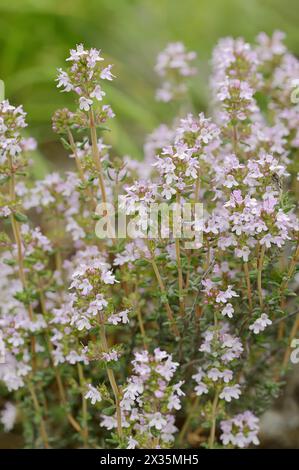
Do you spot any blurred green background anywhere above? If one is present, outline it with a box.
[0,0,299,171]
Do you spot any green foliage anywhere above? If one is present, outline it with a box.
[1,0,299,171]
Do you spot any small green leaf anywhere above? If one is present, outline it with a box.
[102,405,116,416]
[3,258,16,266]
[14,212,28,223]
[60,137,72,150]
[0,175,10,185]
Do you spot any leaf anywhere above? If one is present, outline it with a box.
[102,405,116,416]
[60,137,72,150]
[13,211,28,223]
[0,175,10,185]
[134,259,148,267]
[3,258,16,266]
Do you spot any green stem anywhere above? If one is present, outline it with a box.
[99,323,123,439]
[208,390,219,449]
[257,245,266,310]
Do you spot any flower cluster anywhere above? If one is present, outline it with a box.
[53,45,115,135]
[101,349,184,448]
[155,42,197,102]
[57,44,114,110]
[193,326,243,402]
[153,113,220,199]
[220,411,259,448]
[211,37,261,132]
[0,33,298,450]
[0,100,27,163]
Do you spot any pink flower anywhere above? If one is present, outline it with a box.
[207,367,222,382]
[127,436,138,449]
[220,411,259,448]
[79,96,93,111]
[216,285,238,304]
[100,65,115,81]
[90,85,105,101]
[84,384,102,405]
[221,303,234,318]
[108,309,130,325]
[101,270,117,284]
[221,369,232,383]
[77,278,93,295]
[219,384,241,402]
[0,403,17,432]
[167,394,181,410]
[194,382,208,396]
[249,313,272,334]
[148,412,167,430]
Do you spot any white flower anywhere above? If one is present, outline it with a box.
[56,69,73,91]
[67,44,87,61]
[194,382,208,396]
[235,246,250,262]
[101,270,117,284]
[192,367,205,383]
[221,303,234,318]
[222,369,233,383]
[100,415,117,430]
[100,65,115,81]
[153,348,168,361]
[167,394,181,410]
[207,367,222,382]
[0,206,11,217]
[66,350,84,364]
[87,295,108,316]
[84,384,102,405]
[108,309,130,325]
[127,436,138,449]
[219,384,241,402]
[102,350,120,362]
[224,174,239,188]
[249,313,272,334]
[0,403,17,432]
[216,285,238,304]
[77,278,93,295]
[155,357,179,380]
[87,48,104,67]
[123,381,144,401]
[119,309,129,323]
[161,184,176,200]
[90,85,105,101]
[107,314,121,325]
[79,96,93,111]
[220,411,259,448]
[148,412,167,430]
[173,380,185,396]
[76,316,92,331]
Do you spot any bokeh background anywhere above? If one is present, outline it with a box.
[1,0,299,172]
[0,0,299,448]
